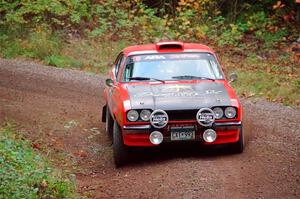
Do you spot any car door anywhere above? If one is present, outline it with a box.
[107,53,125,120]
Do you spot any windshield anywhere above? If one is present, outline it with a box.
[122,53,224,82]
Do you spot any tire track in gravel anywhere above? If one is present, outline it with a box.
[0,59,299,199]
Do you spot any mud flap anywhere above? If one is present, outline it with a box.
[102,105,107,122]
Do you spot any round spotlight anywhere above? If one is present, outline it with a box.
[140,110,151,121]
[149,131,163,145]
[212,107,224,119]
[127,110,139,121]
[225,107,236,119]
[150,110,168,128]
[203,129,217,143]
[196,108,215,127]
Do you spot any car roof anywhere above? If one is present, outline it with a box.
[123,41,215,56]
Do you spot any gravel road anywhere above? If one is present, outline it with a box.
[0,59,299,199]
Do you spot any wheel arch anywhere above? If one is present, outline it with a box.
[103,104,118,122]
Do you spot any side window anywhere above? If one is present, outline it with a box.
[114,53,124,81]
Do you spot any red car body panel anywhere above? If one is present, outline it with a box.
[103,41,242,147]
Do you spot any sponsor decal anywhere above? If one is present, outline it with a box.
[169,54,201,59]
[133,90,222,98]
[144,55,166,60]
[130,54,206,62]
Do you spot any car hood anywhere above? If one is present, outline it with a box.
[126,82,232,110]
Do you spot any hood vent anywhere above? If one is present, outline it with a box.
[156,41,184,51]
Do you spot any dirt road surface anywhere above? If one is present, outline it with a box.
[0,59,299,199]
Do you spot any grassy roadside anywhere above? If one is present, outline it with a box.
[0,123,77,199]
[61,39,131,74]
[221,51,300,106]
[229,68,300,105]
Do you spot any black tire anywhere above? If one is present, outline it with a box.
[105,106,114,140]
[229,126,244,154]
[113,121,129,167]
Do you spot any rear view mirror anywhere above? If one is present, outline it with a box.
[228,73,238,83]
[105,78,114,87]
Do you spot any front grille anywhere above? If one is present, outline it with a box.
[166,109,198,121]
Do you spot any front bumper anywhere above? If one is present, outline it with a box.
[122,121,242,146]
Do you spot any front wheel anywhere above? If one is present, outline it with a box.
[229,127,244,154]
[113,121,129,167]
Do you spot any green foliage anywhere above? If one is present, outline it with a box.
[0,0,296,44]
[45,55,82,68]
[89,0,169,41]
[0,38,25,58]
[0,27,62,59]
[89,0,219,41]
[243,11,288,48]
[293,77,300,90]
[26,29,62,59]
[134,4,170,41]
[256,29,288,48]
[246,11,274,31]
[0,0,91,29]
[206,16,245,47]
[90,0,129,38]
[0,123,77,199]
[218,24,244,46]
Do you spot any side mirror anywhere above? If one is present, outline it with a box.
[105,78,114,87]
[228,73,238,83]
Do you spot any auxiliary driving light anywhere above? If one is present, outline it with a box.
[203,129,217,143]
[149,131,163,145]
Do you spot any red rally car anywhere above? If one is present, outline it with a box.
[103,41,244,166]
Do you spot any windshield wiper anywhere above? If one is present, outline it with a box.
[129,76,165,83]
[172,75,215,81]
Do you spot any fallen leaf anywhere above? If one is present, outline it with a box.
[31,142,42,150]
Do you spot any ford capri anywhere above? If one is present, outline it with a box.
[102,41,244,166]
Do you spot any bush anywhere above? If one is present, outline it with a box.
[89,0,218,42]
[89,0,132,38]
[0,38,25,58]
[255,28,288,49]
[218,24,244,46]
[89,0,168,41]
[0,123,77,199]
[0,0,91,30]
[26,29,62,59]
[206,16,245,47]
[0,27,62,59]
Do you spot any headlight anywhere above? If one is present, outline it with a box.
[140,110,151,121]
[127,110,139,121]
[224,107,236,118]
[212,107,224,119]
